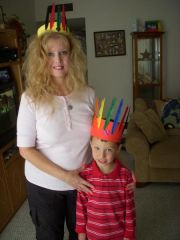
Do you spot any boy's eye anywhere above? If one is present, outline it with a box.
[94,146,100,151]
[105,148,113,153]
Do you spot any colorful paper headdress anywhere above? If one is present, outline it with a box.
[91,98,129,143]
[37,1,69,37]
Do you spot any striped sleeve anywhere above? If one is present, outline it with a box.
[76,190,88,233]
[124,172,136,239]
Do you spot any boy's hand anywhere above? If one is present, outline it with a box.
[78,233,87,240]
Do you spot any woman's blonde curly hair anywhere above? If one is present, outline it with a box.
[22,31,87,107]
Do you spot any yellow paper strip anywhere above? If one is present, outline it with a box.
[97,98,105,128]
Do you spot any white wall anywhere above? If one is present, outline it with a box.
[1,0,36,35]
[1,0,180,108]
[35,0,180,108]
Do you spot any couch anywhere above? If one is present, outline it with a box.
[125,98,180,183]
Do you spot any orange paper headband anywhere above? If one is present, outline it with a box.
[91,98,129,143]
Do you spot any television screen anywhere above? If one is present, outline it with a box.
[0,88,17,133]
[0,69,17,147]
[0,67,11,81]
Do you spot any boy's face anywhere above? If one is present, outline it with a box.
[90,137,119,172]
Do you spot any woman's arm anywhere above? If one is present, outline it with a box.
[19,147,93,193]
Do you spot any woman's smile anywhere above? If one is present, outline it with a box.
[47,38,70,81]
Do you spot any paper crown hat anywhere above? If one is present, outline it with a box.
[37,1,69,37]
[91,98,129,143]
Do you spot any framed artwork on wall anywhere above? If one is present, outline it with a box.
[94,30,126,57]
[145,20,162,32]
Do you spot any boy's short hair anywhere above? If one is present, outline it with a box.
[90,136,121,147]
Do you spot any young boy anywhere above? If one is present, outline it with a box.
[76,99,136,240]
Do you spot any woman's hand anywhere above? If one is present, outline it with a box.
[126,171,136,192]
[126,182,135,191]
[64,168,94,193]
[19,147,93,193]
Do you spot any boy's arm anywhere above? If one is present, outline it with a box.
[124,173,136,240]
[76,187,88,235]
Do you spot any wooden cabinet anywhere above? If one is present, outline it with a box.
[0,154,13,231]
[0,140,27,232]
[5,143,27,211]
[132,31,164,106]
[0,29,26,232]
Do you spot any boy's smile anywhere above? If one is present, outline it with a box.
[90,137,119,173]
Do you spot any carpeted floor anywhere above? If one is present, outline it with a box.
[0,150,180,240]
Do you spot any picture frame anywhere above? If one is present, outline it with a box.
[94,30,126,57]
[145,20,161,32]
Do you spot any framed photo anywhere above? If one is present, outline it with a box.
[145,20,161,32]
[94,30,126,57]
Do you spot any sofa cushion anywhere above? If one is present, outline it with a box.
[134,109,167,144]
[135,98,148,111]
[153,99,167,117]
[149,135,180,168]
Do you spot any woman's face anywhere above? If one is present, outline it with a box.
[46,37,70,82]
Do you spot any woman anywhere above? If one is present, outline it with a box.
[17,31,95,240]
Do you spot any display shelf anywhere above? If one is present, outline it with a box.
[131,31,164,106]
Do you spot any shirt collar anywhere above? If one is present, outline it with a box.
[92,159,121,178]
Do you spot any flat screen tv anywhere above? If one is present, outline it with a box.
[0,67,18,148]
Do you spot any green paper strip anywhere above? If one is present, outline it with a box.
[57,5,61,31]
[104,97,117,130]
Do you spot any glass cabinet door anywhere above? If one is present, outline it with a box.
[132,32,164,105]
